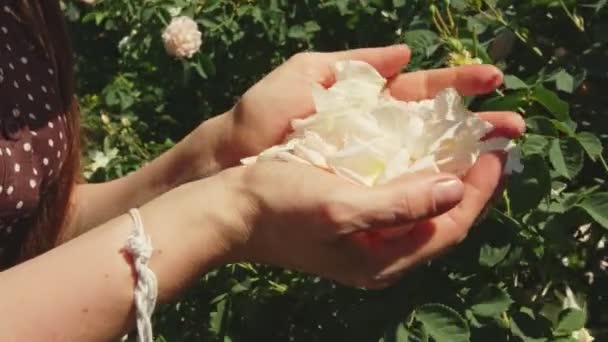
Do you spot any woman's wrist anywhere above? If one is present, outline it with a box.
[158,168,254,270]
[176,111,241,183]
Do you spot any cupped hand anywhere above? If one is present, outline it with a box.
[217,111,524,290]
[219,45,519,165]
[197,45,526,288]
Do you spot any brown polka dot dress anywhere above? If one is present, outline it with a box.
[0,1,69,263]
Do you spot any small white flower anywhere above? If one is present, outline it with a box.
[162,16,202,59]
[243,60,523,186]
[84,149,118,178]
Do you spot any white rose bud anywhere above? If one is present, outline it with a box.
[162,16,202,59]
[100,113,110,125]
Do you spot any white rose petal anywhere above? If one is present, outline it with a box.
[242,60,523,185]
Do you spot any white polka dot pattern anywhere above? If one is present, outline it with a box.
[1,3,70,256]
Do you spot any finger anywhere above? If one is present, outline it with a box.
[388,64,504,101]
[478,111,527,139]
[325,45,411,79]
[366,152,505,281]
[447,151,505,228]
[333,173,464,234]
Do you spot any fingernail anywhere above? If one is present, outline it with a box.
[433,179,464,212]
[487,70,504,88]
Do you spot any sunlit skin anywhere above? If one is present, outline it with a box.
[0,45,524,340]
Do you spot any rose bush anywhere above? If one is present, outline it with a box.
[64,0,607,341]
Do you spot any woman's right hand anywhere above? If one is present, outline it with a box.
[198,110,524,289]
[217,161,465,289]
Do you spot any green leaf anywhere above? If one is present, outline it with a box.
[479,243,511,267]
[480,90,527,111]
[467,17,488,35]
[576,193,608,229]
[522,134,549,155]
[510,309,552,342]
[555,309,586,334]
[382,323,411,342]
[403,30,439,57]
[471,286,514,318]
[396,324,409,341]
[408,323,429,342]
[576,132,603,161]
[415,304,470,342]
[532,86,571,121]
[507,154,552,214]
[549,138,584,180]
[393,0,407,7]
[504,75,529,90]
[554,70,575,93]
[287,25,308,39]
[550,119,577,137]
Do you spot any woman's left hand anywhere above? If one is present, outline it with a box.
[198,45,510,171]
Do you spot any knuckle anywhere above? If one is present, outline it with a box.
[395,192,415,219]
[319,197,355,231]
[290,52,316,65]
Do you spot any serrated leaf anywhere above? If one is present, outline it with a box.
[549,138,584,180]
[576,132,603,161]
[555,309,587,334]
[479,243,511,267]
[415,304,470,342]
[576,193,608,229]
[471,286,514,318]
[408,323,429,342]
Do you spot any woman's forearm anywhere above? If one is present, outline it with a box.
[62,113,235,240]
[0,178,238,341]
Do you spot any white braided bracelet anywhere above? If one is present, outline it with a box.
[125,208,158,342]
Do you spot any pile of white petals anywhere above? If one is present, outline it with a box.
[242,60,523,186]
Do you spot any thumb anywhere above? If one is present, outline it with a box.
[324,45,411,78]
[337,173,464,233]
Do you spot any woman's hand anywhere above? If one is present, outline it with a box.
[212,108,524,289]
[200,45,510,171]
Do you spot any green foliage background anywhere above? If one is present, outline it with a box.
[64,0,607,341]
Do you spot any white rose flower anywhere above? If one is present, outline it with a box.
[243,60,523,186]
[162,16,202,59]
